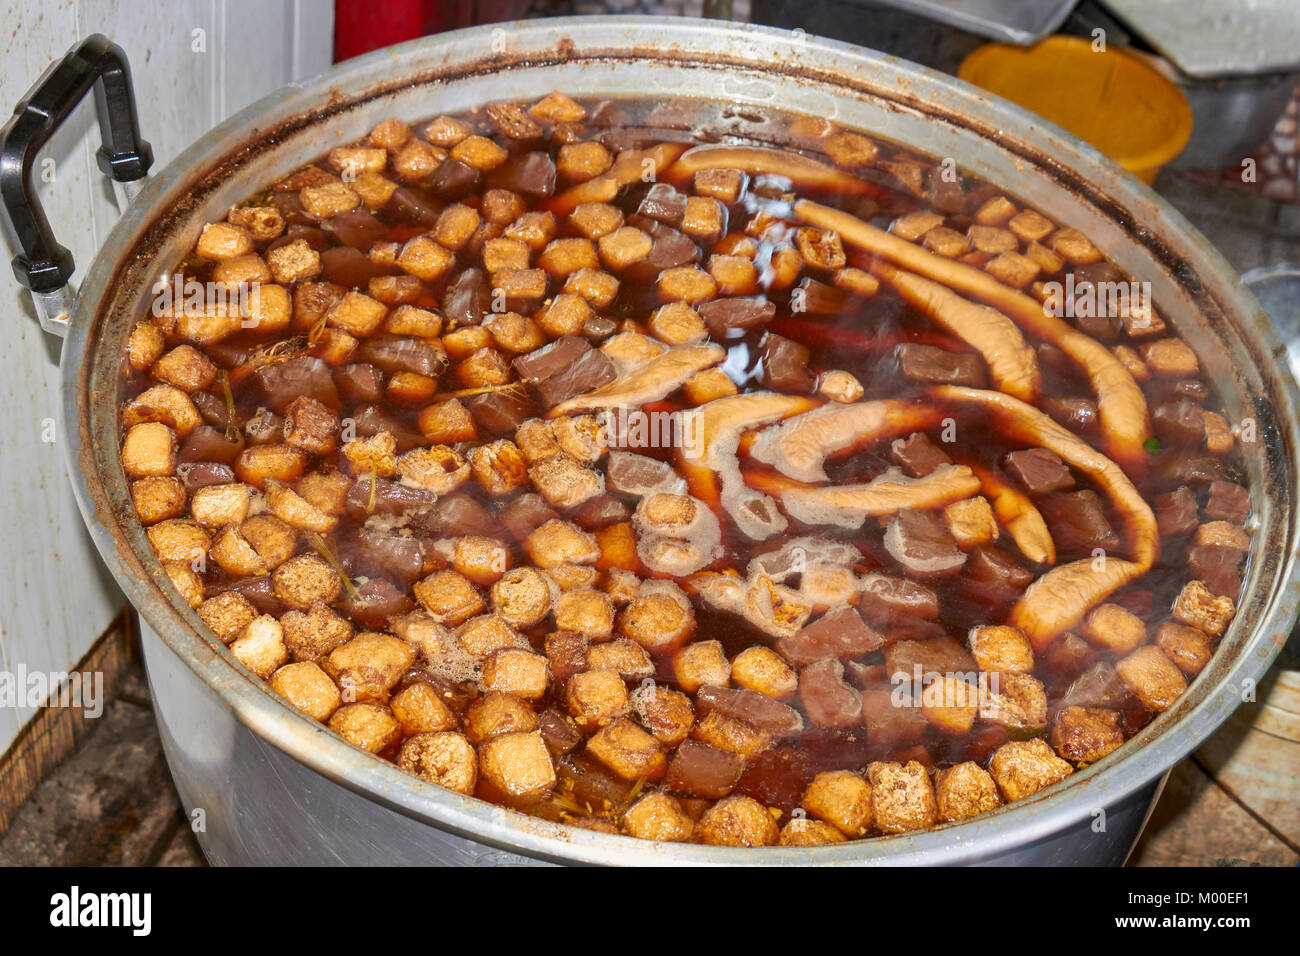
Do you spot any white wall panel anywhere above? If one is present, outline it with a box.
[0,0,333,752]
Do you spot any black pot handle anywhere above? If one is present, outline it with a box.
[0,34,153,296]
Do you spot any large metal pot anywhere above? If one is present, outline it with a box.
[10,17,1298,865]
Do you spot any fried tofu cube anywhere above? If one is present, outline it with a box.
[146,517,210,563]
[922,226,971,258]
[486,101,542,139]
[648,301,708,346]
[390,682,456,735]
[196,221,254,260]
[1081,602,1146,654]
[396,235,454,282]
[672,640,731,693]
[514,418,562,463]
[1172,580,1236,637]
[1203,410,1234,454]
[1050,705,1124,765]
[466,692,538,743]
[423,114,473,147]
[455,613,525,658]
[630,683,694,747]
[271,554,341,611]
[622,792,693,841]
[554,587,615,640]
[197,590,258,644]
[484,312,545,354]
[122,422,176,478]
[230,614,289,679]
[1049,228,1102,265]
[816,369,864,404]
[235,443,310,488]
[161,561,204,607]
[564,267,620,308]
[236,515,295,573]
[985,251,1040,290]
[943,496,998,548]
[698,795,779,847]
[824,128,879,167]
[891,211,944,241]
[681,196,724,242]
[492,267,548,302]
[342,431,397,478]
[1007,208,1054,243]
[657,265,716,304]
[557,140,613,181]
[973,196,1017,227]
[934,762,1001,822]
[693,167,746,203]
[548,564,599,592]
[1194,520,1250,552]
[989,738,1074,802]
[866,760,937,832]
[921,675,979,734]
[266,238,321,284]
[468,439,528,496]
[585,638,653,680]
[979,672,1047,732]
[397,731,477,794]
[482,648,550,700]
[367,116,411,149]
[227,204,285,241]
[691,710,770,760]
[1112,344,1151,381]
[414,569,485,626]
[353,171,400,207]
[597,226,653,271]
[504,210,556,251]
[323,632,415,703]
[299,182,359,221]
[565,668,629,730]
[208,525,267,577]
[529,92,586,123]
[1116,645,1188,712]
[479,730,556,798]
[795,227,846,271]
[280,602,354,662]
[800,770,872,836]
[779,817,847,846]
[587,716,666,780]
[130,476,187,525]
[539,238,600,278]
[391,138,444,181]
[450,135,508,171]
[968,225,1018,255]
[483,236,531,274]
[430,202,480,251]
[151,344,217,393]
[568,201,623,240]
[328,702,402,753]
[1155,620,1213,676]
[127,320,166,372]
[682,367,738,405]
[529,453,604,510]
[968,624,1034,675]
[189,482,250,528]
[708,253,759,295]
[270,661,342,721]
[619,583,696,651]
[418,398,478,444]
[1139,337,1199,377]
[730,645,797,698]
[525,519,600,567]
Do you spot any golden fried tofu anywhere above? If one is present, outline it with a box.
[698,795,779,847]
[269,661,342,721]
[1050,706,1124,765]
[803,770,873,837]
[466,692,538,743]
[988,738,1073,802]
[230,614,289,679]
[565,668,630,730]
[671,640,731,693]
[271,554,341,611]
[867,761,938,833]
[329,702,401,753]
[934,762,1001,822]
[280,602,354,662]
[196,590,258,644]
[323,632,415,703]
[390,681,457,734]
[478,730,556,798]
[1116,645,1188,713]
[622,792,693,842]
[587,716,666,780]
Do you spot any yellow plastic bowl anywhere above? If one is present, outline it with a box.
[958,35,1193,184]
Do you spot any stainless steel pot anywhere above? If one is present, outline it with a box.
[9,16,1298,865]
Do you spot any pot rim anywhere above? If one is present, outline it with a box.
[61,15,1300,865]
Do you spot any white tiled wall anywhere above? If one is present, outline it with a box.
[0,0,333,754]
